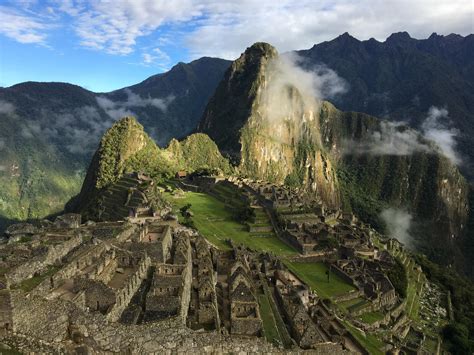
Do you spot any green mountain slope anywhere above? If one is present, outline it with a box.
[70,116,230,220]
[297,32,474,179]
[197,42,470,273]
[0,57,230,230]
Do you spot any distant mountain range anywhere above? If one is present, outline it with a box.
[297,32,474,179]
[1,31,473,237]
[0,57,230,229]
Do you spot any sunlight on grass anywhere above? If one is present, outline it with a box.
[165,191,296,255]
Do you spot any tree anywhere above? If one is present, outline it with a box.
[179,204,192,218]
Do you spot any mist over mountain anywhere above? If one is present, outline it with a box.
[0,57,230,229]
[198,42,470,275]
[2,31,474,249]
[296,32,474,178]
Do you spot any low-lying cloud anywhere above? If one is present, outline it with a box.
[19,89,175,155]
[96,88,174,120]
[0,100,15,115]
[380,208,413,247]
[20,105,115,155]
[421,106,460,165]
[261,53,347,125]
[343,106,461,165]
[344,121,430,156]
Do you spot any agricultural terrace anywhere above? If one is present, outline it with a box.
[164,190,296,255]
[284,261,356,299]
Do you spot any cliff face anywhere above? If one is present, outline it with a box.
[200,43,341,207]
[316,102,469,263]
[198,43,470,266]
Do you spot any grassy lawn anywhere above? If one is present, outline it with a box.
[403,257,423,321]
[165,191,296,255]
[258,294,282,345]
[359,311,385,324]
[342,320,384,355]
[338,297,366,310]
[284,261,356,299]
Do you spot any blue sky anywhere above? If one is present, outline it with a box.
[0,0,472,92]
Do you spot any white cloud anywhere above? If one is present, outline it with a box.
[343,106,461,166]
[0,100,15,115]
[96,89,174,120]
[20,106,115,154]
[56,0,198,55]
[260,52,347,125]
[0,5,48,44]
[38,0,472,58]
[141,47,171,66]
[343,121,431,156]
[142,53,154,64]
[184,0,474,59]
[421,106,460,165]
[381,208,413,247]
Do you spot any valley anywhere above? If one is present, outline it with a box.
[0,30,473,354]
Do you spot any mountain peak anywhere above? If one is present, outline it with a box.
[386,31,412,43]
[243,42,278,58]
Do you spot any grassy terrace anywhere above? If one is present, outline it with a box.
[358,311,385,324]
[338,297,367,310]
[258,294,282,345]
[342,320,384,355]
[284,261,356,299]
[165,191,296,255]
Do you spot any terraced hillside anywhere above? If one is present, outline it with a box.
[96,174,168,221]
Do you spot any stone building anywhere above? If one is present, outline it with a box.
[228,258,262,336]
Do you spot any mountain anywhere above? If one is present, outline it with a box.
[198,42,470,273]
[296,32,474,179]
[0,57,230,230]
[71,116,230,220]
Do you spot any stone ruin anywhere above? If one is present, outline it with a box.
[0,174,442,353]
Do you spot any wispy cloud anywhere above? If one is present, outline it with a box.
[381,208,414,247]
[343,121,430,156]
[261,52,347,125]
[0,5,49,44]
[55,0,198,55]
[3,0,469,58]
[96,88,174,120]
[141,47,171,66]
[0,100,15,115]
[20,105,114,154]
[342,106,461,166]
[421,106,460,165]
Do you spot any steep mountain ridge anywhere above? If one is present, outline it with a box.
[297,32,474,178]
[198,42,470,269]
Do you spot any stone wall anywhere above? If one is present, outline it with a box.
[33,243,109,295]
[106,256,151,322]
[0,290,12,332]
[10,290,72,343]
[332,290,364,303]
[4,293,282,354]
[231,317,262,336]
[6,233,83,286]
[115,224,137,242]
[329,264,357,288]
[178,240,193,323]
